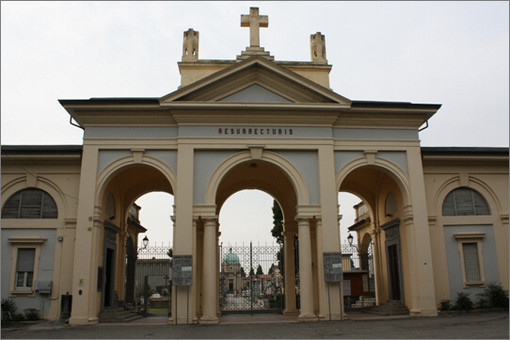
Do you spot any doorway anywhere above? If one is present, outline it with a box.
[381,219,403,302]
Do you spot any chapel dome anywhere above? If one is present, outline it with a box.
[223,248,240,264]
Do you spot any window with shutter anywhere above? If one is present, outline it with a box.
[15,248,36,289]
[454,232,485,286]
[462,243,481,281]
[442,187,490,216]
[2,188,57,219]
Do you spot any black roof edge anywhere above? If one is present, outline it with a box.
[351,100,441,110]
[59,98,160,105]
[421,146,509,156]
[348,218,369,231]
[1,145,83,154]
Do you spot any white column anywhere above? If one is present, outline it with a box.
[297,218,317,321]
[200,218,218,324]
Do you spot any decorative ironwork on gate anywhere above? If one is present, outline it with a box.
[135,243,172,315]
[219,242,284,314]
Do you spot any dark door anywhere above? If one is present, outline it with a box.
[387,245,401,301]
[104,248,115,307]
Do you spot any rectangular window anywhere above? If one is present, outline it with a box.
[454,232,485,286]
[15,248,35,289]
[462,243,481,281]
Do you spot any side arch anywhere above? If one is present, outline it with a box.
[95,154,177,204]
[336,157,411,206]
[204,150,310,206]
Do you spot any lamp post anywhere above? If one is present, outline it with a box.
[138,235,149,316]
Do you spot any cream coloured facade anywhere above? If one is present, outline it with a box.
[1,7,508,326]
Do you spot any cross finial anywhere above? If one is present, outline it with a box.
[241,7,268,48]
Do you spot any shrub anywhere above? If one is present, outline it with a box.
[24,308,39,321]
[1,298,17,326]
[439,299,452,311]
[477,283,509,309]
[269,293,284,309]
[453,292,473,311]
[13,313,25,322]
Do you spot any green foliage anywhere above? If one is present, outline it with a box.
[167,248,173,258]
[2,298,17,325]
[23,308,39,321]
[268,263,276,275]
[135,283,152,300]
[477,283,509,309]
[249,267,255,276]
[271,200,284,245]
[269,293,284,309]
[13,313,25,322]
[453,292,473,311]
[439,300,452,311]
[256,264,264,275]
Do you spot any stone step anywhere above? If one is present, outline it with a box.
[99,308,143,323]
[365,301,409,315]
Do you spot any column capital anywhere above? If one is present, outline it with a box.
[295,217,311,225]
[203,217,218,227]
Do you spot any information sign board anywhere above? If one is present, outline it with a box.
[172,255,192,286]
[323,252,343,282]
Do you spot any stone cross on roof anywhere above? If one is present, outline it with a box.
[241,7,268,48]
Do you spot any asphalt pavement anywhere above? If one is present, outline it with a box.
[1,310,508,339]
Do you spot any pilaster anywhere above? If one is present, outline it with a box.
[172,144,195,324]
[69,145,100,325]
[405,147,437,316]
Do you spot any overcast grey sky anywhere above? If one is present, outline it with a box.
[2,2,508,248]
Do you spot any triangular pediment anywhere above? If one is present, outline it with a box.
[160,56,351,105]
[219,84,292,103]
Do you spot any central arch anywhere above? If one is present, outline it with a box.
[196,149,314,321]
[205,150,310,208]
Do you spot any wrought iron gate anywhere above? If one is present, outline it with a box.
[219,243,284,314]
[135,244,172,315]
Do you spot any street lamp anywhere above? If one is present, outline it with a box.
[141,235,149,249]
[347,233,354,247]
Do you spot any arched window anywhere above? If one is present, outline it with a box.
[2,188,58,219]
[442,187,490,216]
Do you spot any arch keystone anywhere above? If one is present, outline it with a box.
[248,145,265,159]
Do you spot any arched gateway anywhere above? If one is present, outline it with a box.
[54,7,446,325]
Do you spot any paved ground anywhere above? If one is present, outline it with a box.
[1,311,508,339]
